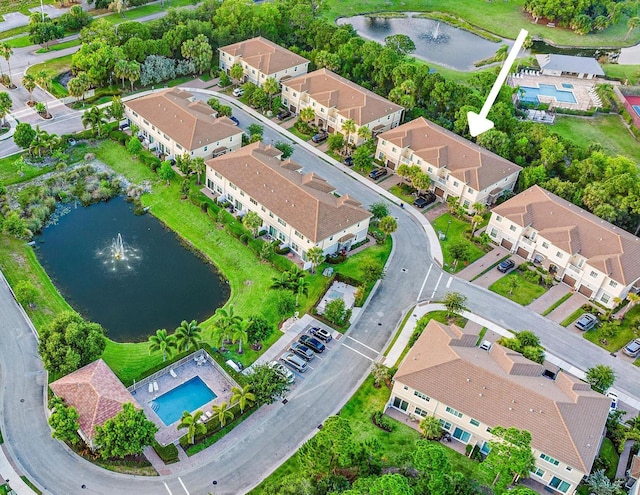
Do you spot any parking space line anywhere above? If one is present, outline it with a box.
[346,335,380,354]
[417,263,433,301]
[178,477,190,495]
[163,482,173,495]
[341,342,375,361]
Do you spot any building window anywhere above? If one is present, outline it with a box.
[240,191,245,197]
[261,206,266,212]
[378,152,384,160]
[413,391,430,401]
[214,171,222,179]
[414,407,428,417]
[469,418,480,427]
[468,187,473,193]
[556,252,563,259]
[278,232,285,242]
[229,183,237,190]
[609,280,618,288]
[392,397,408,412]
[381,140,386,146]
[532,467,545,478]
[204,146,208,152]
[542,242,549,248]
[490,228,497,238]
[453,181,459,187]
[601,294,610,304]
[565,466,572,472]
[439,419,452,431]
[269,212,274,218]
[277,218,286,227]
[417,159,422,165]
[463,200,470,208]
[294,230,303,239]
[549,477,570,494]
[540,453,560,466]
[496,216,502,222]
[250,198,258,206]
[403,385,408,390]
[510,225,517,232]
[176,144,183,150]
[143,119,149,125]
[445,406,463,418]
[590,271,598,278]
[132,111,138,117]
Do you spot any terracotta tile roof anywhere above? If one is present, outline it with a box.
[493,185,640,285]
[282,68,403,126]
[206,142,371,242]
[631,454,640,479]
[379,117,521,191]
[50,359,136,441]
[125,88,240,151]
[219,36,309,75]
[395,320,610,472]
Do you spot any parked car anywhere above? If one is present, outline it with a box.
[276,109,291,120]
[225,359,243,373]
[290,341,315,361]
[414,192,437,208]
[497,259,515,273]
[623,338,640,357]
[268,360,295,384]
[232,87,244,97]
[344,156,354,167]
[312,131,328,143]
[479,340,492,351]
[309,327,332,343]
[574,313,598,332]
[369,167,388,180]
[229,116,240,125]
[299,334,326,353]
[280,352,307,373]
[606,392,618,412]
[118,121,130,130]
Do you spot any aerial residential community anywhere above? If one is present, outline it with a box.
[1,0,640,494]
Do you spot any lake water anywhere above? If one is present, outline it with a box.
[337,14,511,71]
[35,197,229,342]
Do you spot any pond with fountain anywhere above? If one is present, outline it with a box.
[35,196,229,342]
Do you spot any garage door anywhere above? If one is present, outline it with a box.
[578,285,593,297]
[562,274,576,287]
[501,239,513,250]
[434,187,445,198]
[516,247,529,259]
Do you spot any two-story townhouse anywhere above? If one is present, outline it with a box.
[487,185,640,308]
[391,320,610,495]
[205,142,371,261]
[281,68,404,146]
[124,88,242,160]
[376,117,522,209]
[218,37,310,87]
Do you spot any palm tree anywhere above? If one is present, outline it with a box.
[213,306,242,347]
[231,385,255,413]
[357,125,371,143]
[379,215,398,241]
[114,59,128,89]
[287,266,306,284]
[126,61,140,91]
[262,77,279,105]
[212,401,234,427]
[229,63,244,87]
[191,157,206,185]
[293,276,309,306]
[471,213,483,235]
[299,106,315,126]
[175,319,203,352]
[0,43,14,87]
[0,92,11,128]
[625,16,640,40]
[306,246,324,274]
[341,118,356,147]
[242,211,262,238]
[34,71,51,114]
[270,272,294,291]
[232,320,249,354]
[81,106,107,137]
[177,410,206,444]
[148,328,177,362]
[22,74,36,103]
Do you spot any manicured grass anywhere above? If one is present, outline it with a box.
[384,305,415,356]
[0,153,55,185]
[20,476,42,495]
[287,126,312,141]
[603,64,640,86]
[35,38,81,53]
[0,484,8,495]
[324,0,640,48]
[26,53,72,97]
[469,254,510,282]
[329,236,392,283]
[583,305,640,353]
[101,4,163,24]
[552,114,640,166]
[432,213,485,273]
[5,35,32,48]
[541,291,572,316]
[560,307,586,327]
[488,271,546,306]
[0,24,30,40]
[599,437,619,480]
[0,0,54,16]
[388,183,416,205]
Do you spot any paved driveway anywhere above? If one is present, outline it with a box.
[526,283,571,314]
[546,292,588,324]
[456,246,510,281]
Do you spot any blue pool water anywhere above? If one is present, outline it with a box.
[562,83,574,89]
[150,376,217,426]
[520,84,577,104]
[633,105,640,117]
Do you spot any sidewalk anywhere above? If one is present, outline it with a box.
[0,445,37,494]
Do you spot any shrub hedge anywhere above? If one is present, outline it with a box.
[152,440,179,464]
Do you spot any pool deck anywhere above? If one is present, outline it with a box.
[131,353,237,446]
[509,73,597,111]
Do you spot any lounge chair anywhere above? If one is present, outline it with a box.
[153,381,159,392]
[170,369,177,378]
[205,411,213,419]
[148,382,153,393]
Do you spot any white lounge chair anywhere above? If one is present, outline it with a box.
[205,411,213,419]
[153,381,159,392]
[170,369,177,378]
[148,382,153,393]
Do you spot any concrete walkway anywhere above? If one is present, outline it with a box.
[617,440,635,479]
[526,283,571,315]
[0,445,37,494]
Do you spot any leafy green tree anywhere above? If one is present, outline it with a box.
[419,416,442,440]
[246,315,272,346]
[369,202,389,221]
[127,136,143,156]
[38,311,106,375]
[246,363,290,405]
[448,240,469,267]
[3,211,28,239]
[508,488,539,495]
[361,260,384,286]
[248,123,263,140]
[29,19,64,49]
[229,63,244,86]
[177,410,206,444]
[148,328,177,362]
[586,469,624,495]
[159,160,175,185]
[13,122,36,150]
[355,473,414,494]
[14,280,38,308]
[231,385,255,413]
[306,246,325,274]
[242,211,262,238]
[212,401,234,427]
[481,426,535,493]
[443,291,467,317]
[324,297,348,326]
[298,416,354,475]
[372,362,389,388]
[413,441,450,495]
[108,96,125,122]
[81,106,107,137]
[48,397,80,445]
[385,34,416,55]
[274,141,294,159]
[275,289,296,318]
[94,403,158,459]
[327,133,344,154]
[585,364,616,394]
[379,215,397,241]
[175,319,202,352]
[68,72,91,101]
[352,145,373,171]
[626,17,640,40]
[181,34,212,75]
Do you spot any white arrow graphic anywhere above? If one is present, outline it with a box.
[467,29,529,137]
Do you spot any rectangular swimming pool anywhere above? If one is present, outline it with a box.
[519,84,577,104]
[150,376,217,426]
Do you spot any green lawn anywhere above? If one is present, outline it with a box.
[432,213,485,273]
[552,114,640,166]
[26,53,73,98]
[388,183,416,204]
[102,4,163,24]
[35,38,81,53]
[583,304,640,353]
[0,0,54,16]
[488,271,547,306]
[560,307,586,327]
[329,236,392,283]
[323,0,640,48]
[599,437,619,480]
[603,63,640,86]
[0,24,30,40]
[5,35,32,48]
[0,153,55,185]
[287,125,312,141]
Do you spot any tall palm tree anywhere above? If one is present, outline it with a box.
[0,92,11,128]
[293,276,309,306]
[229,63,244,87]
[341,118,356,146]
[212,306,241,347]
[191,157,206,184]
[306,246,324,274]
[299,106,315,126]
[0,43,14,87]
[114,59,129,89]
[232,320,249,354]
[148,329,177,362]
[231,385,255,414]
[175,319,203,352]
[357,125,371,142]
[625,16,640,40]
[270,272,293,291]
[287,266,306,283]
[34,71,51,114]
[177,410,206,444]
[22,74,36,103]
[212,401,234,427]
[81,106,107,137]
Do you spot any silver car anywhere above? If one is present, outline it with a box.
[280,352,308,373]
[623,338,640,358]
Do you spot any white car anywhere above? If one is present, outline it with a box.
[479,340,492,351]
[232,87,244,97]
[606,392,618,412]
[268,360,295,384]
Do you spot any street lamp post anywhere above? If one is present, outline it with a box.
[40,0,45,22]
[444,220,452,240]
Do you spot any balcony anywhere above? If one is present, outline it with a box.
[519,236,534,247]
[565,263,582,276]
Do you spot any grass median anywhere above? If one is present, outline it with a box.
[432,213,485,273]
[488,271,546,306]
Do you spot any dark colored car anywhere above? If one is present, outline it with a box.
[229,116,240,125]
[119,122,130,130]
[574,313,598,331]
[309,327,332,343]
[497,259,515,273]
[344,156,354,167]
[312,131,328,143]
[299,334,326,353]
[369,168,388,180]
[290,341,315,361]
[623,338,640,357]
[277,109,291,120]
[414,192,437,208]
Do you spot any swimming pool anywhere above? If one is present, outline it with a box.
[519,84,577,104]
[150,376,217,426]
